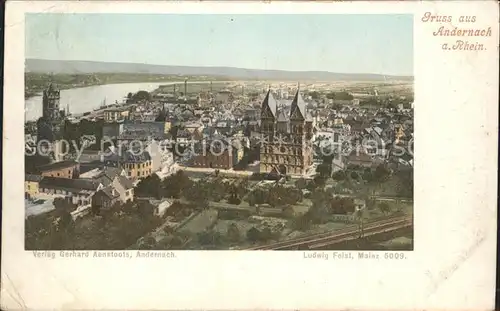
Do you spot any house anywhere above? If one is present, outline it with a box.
[102,147,154,179]
[91,187,120,210]
[145,140,166,173]
[111,175,135,203]
[103,107,128,123]
[347,150,373,168]
[39,177,102,206]
[38,160,80,179]
[214,90,232,104]
[155,199,174,217]
[25,174,43,198]
[89,172,135,210]
[184,121,204,134]
[176,129,192,144]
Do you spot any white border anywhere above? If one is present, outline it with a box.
[3,1,498,310]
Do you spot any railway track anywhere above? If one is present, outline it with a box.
[247,215,412,250]
[307,218,411,249]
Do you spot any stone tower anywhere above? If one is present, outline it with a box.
[42,83,62,120]
[37,83,65,161]
[259,87,314,176]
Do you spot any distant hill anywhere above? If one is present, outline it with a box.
[25,59,413,82]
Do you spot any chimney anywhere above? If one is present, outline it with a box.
[184,79,188,96]
[173,84,176,95]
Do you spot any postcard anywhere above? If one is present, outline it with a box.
[2,1,498,310]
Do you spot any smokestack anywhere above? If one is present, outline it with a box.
[184,79,187,96]
[242,85,244,95]
[210,81,213,93]
[173,84,176,95]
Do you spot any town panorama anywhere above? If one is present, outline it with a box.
[24,16,414,251]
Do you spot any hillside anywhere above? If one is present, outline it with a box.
[26,59,413,82]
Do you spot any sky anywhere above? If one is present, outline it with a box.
[26,14,413,76]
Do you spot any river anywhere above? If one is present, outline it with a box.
[24,81,193,121]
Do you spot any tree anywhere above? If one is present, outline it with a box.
[396,170,413,198]
[209,180,226,202]
[260,227,274,242]
[308,91,320,100]
[295,178,307,190]
[374,164,391,182]
[162,171,193,199]
[136,174,162,198]
[188,181,210,210]
[317,163,332,178]
[378,202,391,215]
[246,227,261,243]
[326,92,336,100]
[138,236,157,250]
[155,107,167,122]
[313,175,326,188]
[362,168,373,182]
[354,209,366,238]
[309,189,330,223]
[248,188,267,206]
[227,223,241,243]
[292,214,312,231]
[350,171,360,180]
[53,198,74,232]
[132,90,151,102]
[332,171,346,181]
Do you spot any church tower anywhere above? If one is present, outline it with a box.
[37,83,65,161]
[42,83,62,120]
[259,89,277,174]
[258,85,314,177]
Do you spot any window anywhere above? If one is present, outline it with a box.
[57,173,60,177]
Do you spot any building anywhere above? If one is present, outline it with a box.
[259,89,314,176]
[36,84,66,160]
[155,199,174,217]
[102,122,124,139]
[91,188,120,210]
[25,174,43,198]
[39,177,101,206]
[103,107,128,123]
[38,160,80,179]
[102,147,153,179]
[191,139,238,170]
[347,150,373,168]
[214,90,233,105]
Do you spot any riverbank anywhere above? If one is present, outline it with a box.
[24,72,228,100]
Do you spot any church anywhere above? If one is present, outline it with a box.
[259,88,314,176]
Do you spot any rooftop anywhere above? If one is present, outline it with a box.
[38,160,79,172]
[39,177,101,192]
